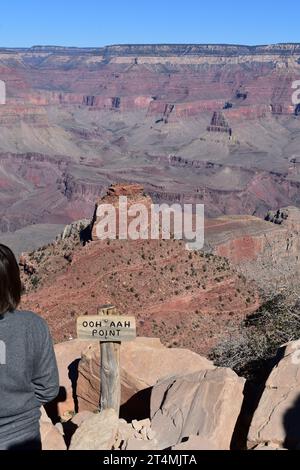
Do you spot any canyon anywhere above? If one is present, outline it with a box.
[20,185,259,356]
[2,44,300,450]
[16,185,300,450]
[19,185,300,358]
[0,44,300,252]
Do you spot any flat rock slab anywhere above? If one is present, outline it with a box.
[151,368,245,450]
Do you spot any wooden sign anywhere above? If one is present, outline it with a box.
[76,305,136,416]
[77,315,136,342]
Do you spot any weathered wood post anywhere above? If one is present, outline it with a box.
[97,304,121,414]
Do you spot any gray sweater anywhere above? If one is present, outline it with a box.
[0,310,59,447]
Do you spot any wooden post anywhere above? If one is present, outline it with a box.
[77,305,136,417]
[97,304,121,415]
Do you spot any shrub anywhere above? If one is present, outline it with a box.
[31,276,39,288]
[209,294,300,381]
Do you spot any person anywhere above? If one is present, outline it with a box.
[0,244,59,450]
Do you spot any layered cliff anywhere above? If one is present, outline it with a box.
[205,207,300,294]
[1,43,300,243]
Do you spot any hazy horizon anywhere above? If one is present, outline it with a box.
[0,0,299,48]
[2,42,300,50]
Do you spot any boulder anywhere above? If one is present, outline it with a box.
[150,368,245,450]
[77,337,214,412]
[54,339,89,417]
[248,341,300,449]
[71,411,94,427]
[40,406,52,424]
[39,406,67,450]
[40,421,67,450]
[69,409,119,450]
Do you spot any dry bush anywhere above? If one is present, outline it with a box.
[209,294,300,380]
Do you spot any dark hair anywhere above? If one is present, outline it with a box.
[0,244,21,315]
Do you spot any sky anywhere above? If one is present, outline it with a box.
[0,0,299,48]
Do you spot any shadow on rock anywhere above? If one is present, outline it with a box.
[68,358,80,413]
[283,395,300,449]
[44,386,67,424]
[120,387,152,422]
[231,345,286,449]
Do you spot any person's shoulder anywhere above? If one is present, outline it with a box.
[12,310,49,329]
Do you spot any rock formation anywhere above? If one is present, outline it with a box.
[207,112,232,135]
[90,183,153,241]
[2,43,300,451]
[21,185,259,356]
[53,339,88,417]
[205,207,300,294]
[76,337,214,412]
[1,44,300,247]
[248,341,300,450]
[69,409,119,450]
[41,336,246,450]
[150,368,245,450]
[40,408,67,450]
